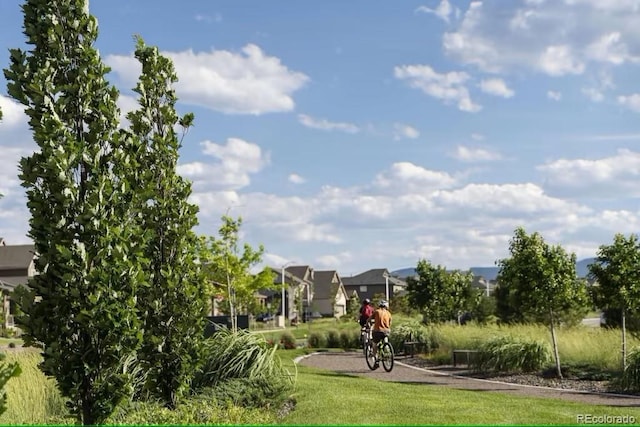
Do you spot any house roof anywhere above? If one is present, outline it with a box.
[312,270,345,300]
[0,245,36,270]
[342,268,407,287]
[286,265,313,282]
[269,267,307,286]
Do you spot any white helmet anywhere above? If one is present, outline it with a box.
[379,300,389,308]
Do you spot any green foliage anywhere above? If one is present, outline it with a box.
[390,292,419,316]
[196,377,292,410]
[407,259,475,323]
[474,336,551,373]
[389,322,440,355]
[280,332,296,350]
[346,292,360,320]
[107,399,275,425]
[5,1,148,423]
[307,332,326,348]
[470,295,497,325]
[339,330,359,350]
[0,353,20,416]
[192,329,294,393]
[325,329,341,348]
[196,216,274,329]
[125,37,207,409]
[619,347,640,392]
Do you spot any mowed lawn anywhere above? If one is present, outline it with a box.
[280,350,640,425]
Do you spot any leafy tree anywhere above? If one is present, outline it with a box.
[4,0,148,423]
[589,233,640,369]
[197,216,274,332]
[407,259,474,324]
[347,291,360,319]
[126,38,207,408]
[496,227,589,378]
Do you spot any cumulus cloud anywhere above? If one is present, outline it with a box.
[297,114,359,133]
[394,65,481,112]
[538,149,640,198]
[178,138,269,191]
[479,78,514,98]
[442,1,640,76]
[288,173,306,184]
[0,95,26,129]
[452,146,502,162]
[374,162,457,193]
[618,94,640,112]
[107,44,309,115]
[393,123,420,140]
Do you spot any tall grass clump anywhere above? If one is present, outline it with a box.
[280,332,297,350]
[325,329,341,348]
[0,349,69,425]
[474,336,551,373]
[191,329,294,409]
[391,322,441,355]
[618,347,640,392]
[307,332,326,348]
[339,330,359,350]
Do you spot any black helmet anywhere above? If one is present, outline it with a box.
[363,298,371,304]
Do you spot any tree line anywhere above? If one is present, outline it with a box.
[405,226,640,378]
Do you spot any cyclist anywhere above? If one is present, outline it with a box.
[369,300,392,367]
[358,298,374,328]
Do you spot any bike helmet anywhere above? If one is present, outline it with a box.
[363,298,371,304]
[379,300,389,308]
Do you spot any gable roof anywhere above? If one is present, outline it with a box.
[0,244,36,270]
[286,265,313,282]
[313,270,347,300]
[342,268,407,287]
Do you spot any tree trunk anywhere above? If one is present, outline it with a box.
[549,309,563,379]
[622,309,627,371]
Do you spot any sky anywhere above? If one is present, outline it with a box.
[0,0,640,276]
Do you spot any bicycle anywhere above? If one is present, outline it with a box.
[360,324,372,356]
[365,334,394,372]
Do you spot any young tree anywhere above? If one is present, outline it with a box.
[497,227,589,378]
[407,259,474,324]
[5,0,148,423]
[589,233,640,370]
[197,216,274,332]
[126,38,207,408]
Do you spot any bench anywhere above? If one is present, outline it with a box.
[403,333,420,358]
[452,349,479,367]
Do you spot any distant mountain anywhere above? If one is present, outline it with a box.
[391,257,597,281]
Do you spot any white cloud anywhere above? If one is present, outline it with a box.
[288,173,306,184]
[452,146,502,162]
[0,95,26,129]
[538,45,585,76]
[547,90,562,101]
[374,162,457,193]
[618,94,640,112]
[479,78,514,98]
[442,1,640,76]
[178,138,269,191]
[394,65,481,112]
[538,149,640,198]
[471,133,485,141]
[297,114,359,133]
[393,123,420,140]
[415,0,457,23]
[107,44,309,115]
[582,88,604,102]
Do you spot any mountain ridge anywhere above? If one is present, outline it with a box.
[392,257,596,281]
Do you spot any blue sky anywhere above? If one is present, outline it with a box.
[1,0,640,276]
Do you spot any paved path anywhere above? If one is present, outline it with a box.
[297,352,640,407]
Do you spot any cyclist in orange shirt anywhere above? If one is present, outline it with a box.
[368,300,391,367]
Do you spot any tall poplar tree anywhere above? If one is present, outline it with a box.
[4,1,147,423]
[126,38,207,408]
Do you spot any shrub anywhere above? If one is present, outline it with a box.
[390,323,440,355]
[280,332,296,350]
[619,347,640,392]
[474,335,550,373]
[307,332,326,348]
[339,330,359,350]
[326,329,341,348]
[198,376,293,410]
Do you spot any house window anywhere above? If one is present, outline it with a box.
[359,285,367,292]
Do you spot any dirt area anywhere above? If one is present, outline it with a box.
[297,351,640,407]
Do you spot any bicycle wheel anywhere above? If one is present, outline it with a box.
[380,341,394,372]
[365,342,378,370]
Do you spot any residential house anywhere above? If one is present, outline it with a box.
[312,270,348,317]
[265,265,313,322]
[0,244,37,329]
[342,268,407,303]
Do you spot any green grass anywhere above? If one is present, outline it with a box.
[277,349,640,425]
